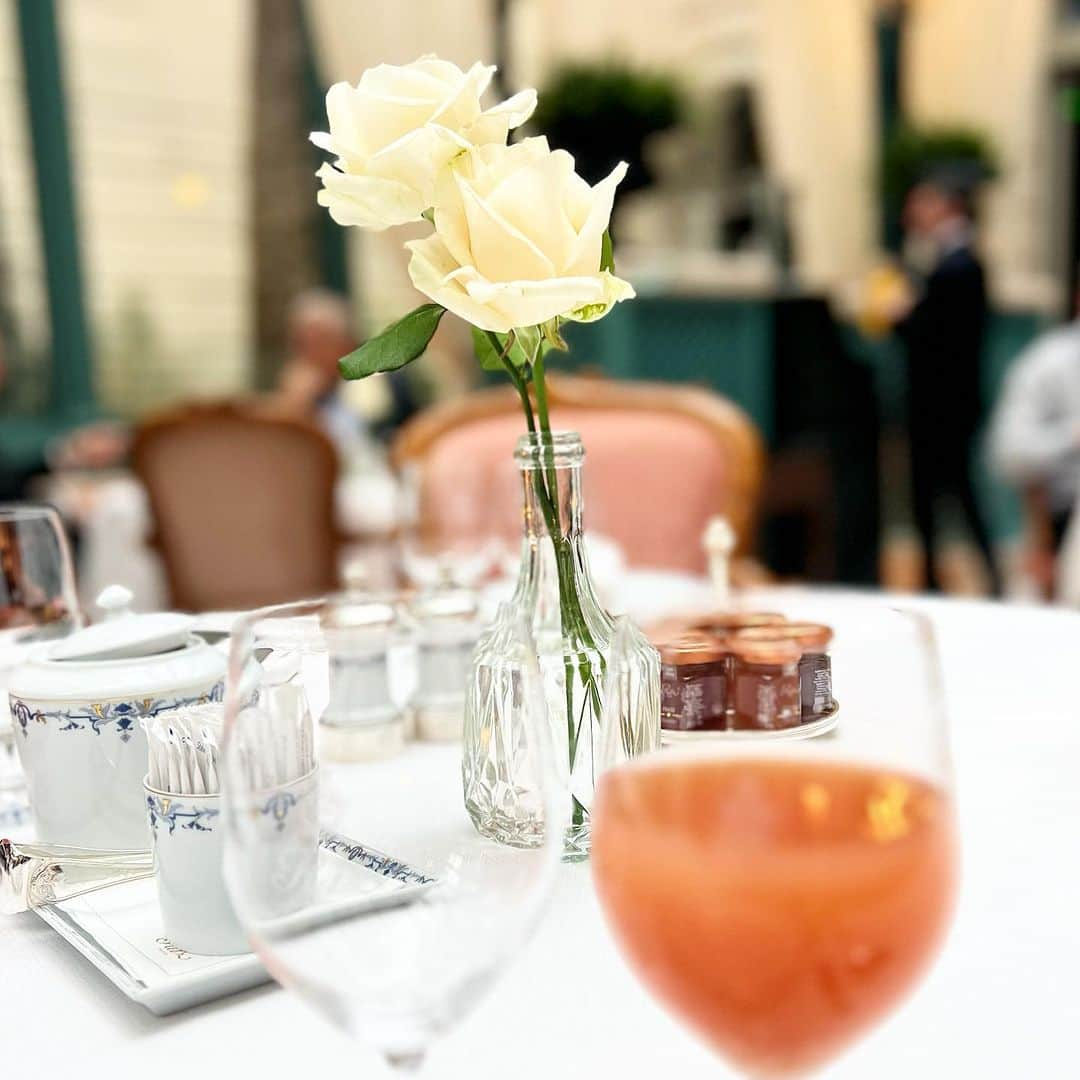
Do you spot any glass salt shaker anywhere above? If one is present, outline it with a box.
[319,577,405,760]
[408,571,481,741]
[728,635,802,731]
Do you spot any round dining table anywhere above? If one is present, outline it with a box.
[2,579,1078,1078]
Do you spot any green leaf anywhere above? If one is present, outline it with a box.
[472,327,531,371]
[541,318,568,352]
[339,304,445,380]
[514,325,544,362]
[600,229,615,273]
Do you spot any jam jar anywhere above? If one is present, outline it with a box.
[658,634,729,732]
[733,623,834,721]
[727,635,802,731]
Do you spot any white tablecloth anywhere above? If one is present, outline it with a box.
[3,582,1080,1078]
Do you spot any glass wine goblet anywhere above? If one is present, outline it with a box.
[591,603,958,1078]
[221,599,568,1074]
[0,504,82,797]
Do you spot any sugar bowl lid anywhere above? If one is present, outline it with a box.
[48,586,192,661]
[8,586,225,704]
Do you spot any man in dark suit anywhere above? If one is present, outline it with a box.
[896,172,1000,594]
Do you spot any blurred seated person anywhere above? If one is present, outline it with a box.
[275,289,418,456]
[990,297,1080,599]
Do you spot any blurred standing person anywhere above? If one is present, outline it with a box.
[891,172,1000,594]
[989,301,1080,599]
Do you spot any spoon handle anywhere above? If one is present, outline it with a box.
[0,838,153,915]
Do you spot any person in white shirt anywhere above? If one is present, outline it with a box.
[989,314,1080,597]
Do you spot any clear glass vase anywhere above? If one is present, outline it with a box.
[463,430,660,859]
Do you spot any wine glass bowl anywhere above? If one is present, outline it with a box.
[0,504,82,794]
[591,603,958,1078]
[0,504,81,644]
[221,599,567,1072]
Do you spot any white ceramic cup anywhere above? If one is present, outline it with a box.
[146,768,319,956]
[145,782,247,956]
[12,682,221,848]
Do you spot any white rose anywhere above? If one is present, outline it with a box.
[406,138,635,334]
[311,56,536,231]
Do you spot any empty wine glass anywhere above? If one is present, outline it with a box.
[0,504,82,795]
[221,598,567,1073]
[591,602,958,1078]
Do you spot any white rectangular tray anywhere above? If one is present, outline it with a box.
[34,837,423,1016]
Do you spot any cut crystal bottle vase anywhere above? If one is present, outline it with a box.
[463,431,660,859]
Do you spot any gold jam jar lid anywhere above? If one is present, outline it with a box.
[727,634,802,666]
[733,622,833,652]
[657,633,728,666]
[691,611,787,634]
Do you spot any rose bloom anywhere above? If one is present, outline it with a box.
[312,56,536,231]
[407,138,635,334]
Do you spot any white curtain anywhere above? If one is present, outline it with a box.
[755,0,878,290]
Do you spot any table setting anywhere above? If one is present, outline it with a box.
[2,540,1079,1074]
[3,51,1080,1080]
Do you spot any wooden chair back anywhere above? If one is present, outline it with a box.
[133,401,339,611]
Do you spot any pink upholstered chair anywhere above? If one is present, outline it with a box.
[392,374,765,574]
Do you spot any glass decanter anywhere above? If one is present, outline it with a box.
[463,431,659,859]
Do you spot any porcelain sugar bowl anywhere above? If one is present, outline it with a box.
[7,587,226,848]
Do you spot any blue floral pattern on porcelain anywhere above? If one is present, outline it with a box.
[146,793,220,834]
[260,791,298,830]
[319,830,436,885]
[10,683,224,742]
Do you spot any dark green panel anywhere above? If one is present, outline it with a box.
[876,10,905,252]
[299,0,350,297]
[16,0,95,420]
[564,298,774,439]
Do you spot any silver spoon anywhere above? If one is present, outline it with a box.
[0,838,153,915]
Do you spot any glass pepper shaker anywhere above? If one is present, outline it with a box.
[319,575,405,761]
[658,634,729,732]
[408,571,482,741]
[732,623,834,722]
[727,635,802,731]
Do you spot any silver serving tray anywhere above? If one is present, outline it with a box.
[34,835,430,1015]
[660,701,840,745]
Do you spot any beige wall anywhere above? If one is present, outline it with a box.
[61,0,255,415]
[0,0,254,417]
